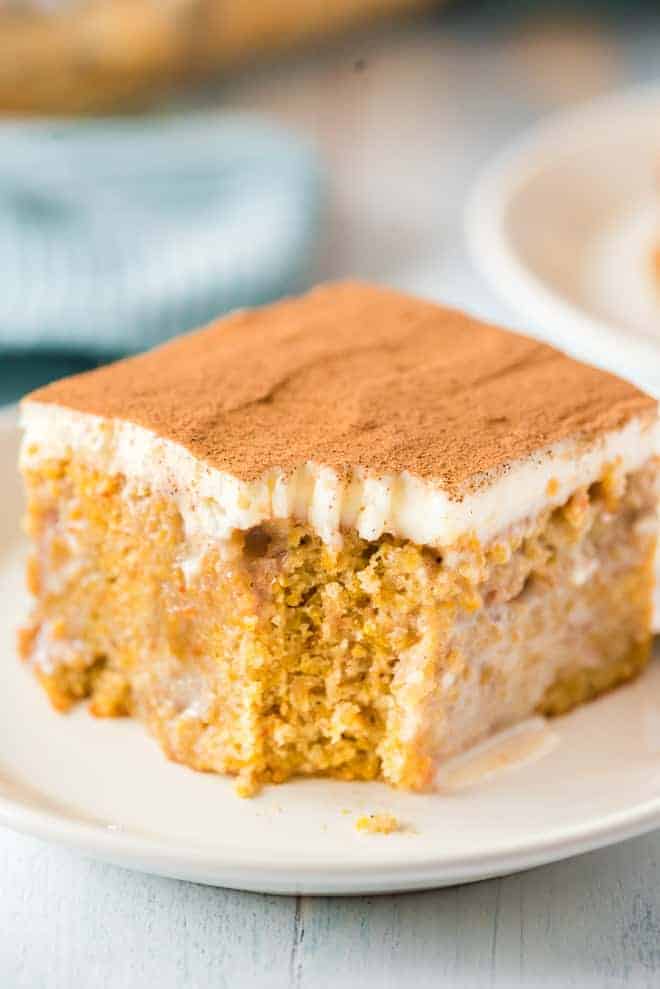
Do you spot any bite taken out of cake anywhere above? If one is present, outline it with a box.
[18,282,659,795]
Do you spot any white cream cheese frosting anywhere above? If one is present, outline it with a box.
[20,400,659,551]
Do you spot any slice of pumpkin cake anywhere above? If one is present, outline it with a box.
[18,281,659,794]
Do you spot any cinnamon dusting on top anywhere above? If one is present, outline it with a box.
[24,282,657,496]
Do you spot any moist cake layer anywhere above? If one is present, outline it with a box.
[19,452,657,793]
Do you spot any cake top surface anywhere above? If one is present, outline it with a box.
[25,281,656,494]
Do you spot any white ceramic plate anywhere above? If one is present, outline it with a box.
[466,85,660,399]
[2,406,660,895]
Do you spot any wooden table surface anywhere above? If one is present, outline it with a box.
[3,825,660,988]
[3,9,660,987]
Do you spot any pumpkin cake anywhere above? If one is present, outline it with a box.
[18,282,659,795]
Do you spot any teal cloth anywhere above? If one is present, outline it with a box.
[0,113,322,403]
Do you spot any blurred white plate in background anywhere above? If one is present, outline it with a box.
[466,85,660,398]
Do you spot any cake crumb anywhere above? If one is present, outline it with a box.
[234,769,260,798]
[546,477,559,497]
[355,813,401,834]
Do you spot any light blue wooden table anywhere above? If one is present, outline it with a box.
[3,9,660,986]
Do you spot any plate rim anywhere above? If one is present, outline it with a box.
[3,406,660,894]
[2,770,660,893]
[464,82,660,398]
